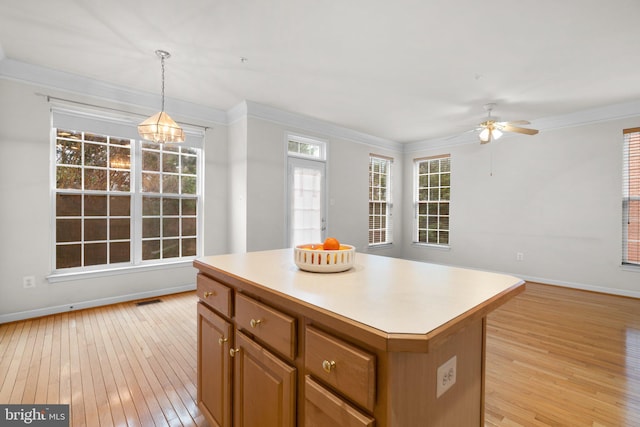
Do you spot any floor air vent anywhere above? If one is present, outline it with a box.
[135,298,162,306]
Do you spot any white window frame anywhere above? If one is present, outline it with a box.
[369,154,393,246]
[414,154,451,247]
[623,127,640,267]
[48,105,205,282]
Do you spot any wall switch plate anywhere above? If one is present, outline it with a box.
[516,252,524,261]
[436,355,457,398]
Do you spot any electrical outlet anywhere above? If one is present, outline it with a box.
[23,276,36,288]
[436,355,457,398]
[516,252,524,261]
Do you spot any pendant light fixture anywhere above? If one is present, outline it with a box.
[138,50,185,143]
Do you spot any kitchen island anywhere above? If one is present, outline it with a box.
[194,249,524,427]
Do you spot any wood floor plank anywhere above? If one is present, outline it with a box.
[1,283,639,426]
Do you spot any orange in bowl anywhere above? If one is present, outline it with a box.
[323,237,340,250]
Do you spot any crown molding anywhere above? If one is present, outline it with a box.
[243,100,403,151]
[0,57,228,125]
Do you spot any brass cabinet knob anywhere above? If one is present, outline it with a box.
[229,348,240,357]
[204,291,215,298]
[322,360,336,373]
[218,337,228,346]
[250,318,262,328]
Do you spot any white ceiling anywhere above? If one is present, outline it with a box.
[1,0,640,143]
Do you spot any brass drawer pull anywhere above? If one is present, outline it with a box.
[218,337,228,346]
[204,291,215,298]
[250,318,262,328]
[230,348,241,357]
[322,360,336,373]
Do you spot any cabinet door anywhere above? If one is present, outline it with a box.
[305,376,375,427]
[198,302,233,427]
[232,331,296,427]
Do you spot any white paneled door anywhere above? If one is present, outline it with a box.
[287,157,326,247]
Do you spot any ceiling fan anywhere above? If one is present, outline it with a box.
[477,103,539,143]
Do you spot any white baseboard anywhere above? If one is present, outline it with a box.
[518,274,640,299]
[0,284,196,324]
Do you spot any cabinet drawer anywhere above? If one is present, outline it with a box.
[235,293,296,360]
[305,326,376,411]
[197,274,233,317]
[305,376,375,427]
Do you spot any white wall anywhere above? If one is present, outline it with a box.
[402,116,640,297]
[239,115,404,256]
[0,79,228,321]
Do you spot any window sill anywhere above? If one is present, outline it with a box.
[412,242,451,251]
[621,263,640,273]
[368,243,393,250]
[47,259,196,283]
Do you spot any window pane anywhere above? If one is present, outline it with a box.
[85,195,107,216]
[56,140,82,165]
[110,218,130,240]
[182,155,197,174]
[85,168,107,190]
[182,176,197,194]
[143,150,160,171]
[56,219,81,242]
[143,197,160,215]
[163,175,179,193]
[182,199,197,215]
[84,143,107,167]
[182,218,197,236]
[109,146,131,169]
[142,240,160,260]
[110,196,130,216]
[57,245,81,269]
[182,238,197,256]
[163,198,180,215]
[163,153,180,173]
[109,170,130,191]
[85,243,107,266]
[56,167,81,189]
[85,219,107,241]
[163,239,180,258]
[163,218,180,237]
[110,242,130,263]
[142,173,160,192]
[143,218,160,238]
[56,194,81,216]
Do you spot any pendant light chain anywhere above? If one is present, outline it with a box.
[160,51,167,112]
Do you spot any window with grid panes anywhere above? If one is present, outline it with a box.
[54,127,201,272]
[623,128,640,265]
[415,155,450,246]
[369,155,392,245]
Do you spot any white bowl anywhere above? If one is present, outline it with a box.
[294,244,355,273]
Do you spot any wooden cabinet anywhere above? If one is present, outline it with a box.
[232,331,296,427]
[197,274,297,427]
[197,302,232,427]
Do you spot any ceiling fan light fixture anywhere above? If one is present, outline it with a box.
[138,50,185,144]
[479,127,491,142]
[492,128,503,140]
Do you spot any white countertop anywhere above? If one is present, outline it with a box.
[196,249,524,336]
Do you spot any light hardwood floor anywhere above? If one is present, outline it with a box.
[1,282,639,426]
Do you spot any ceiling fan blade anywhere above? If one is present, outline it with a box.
[502,124,539,135]
[504,120,531,125]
